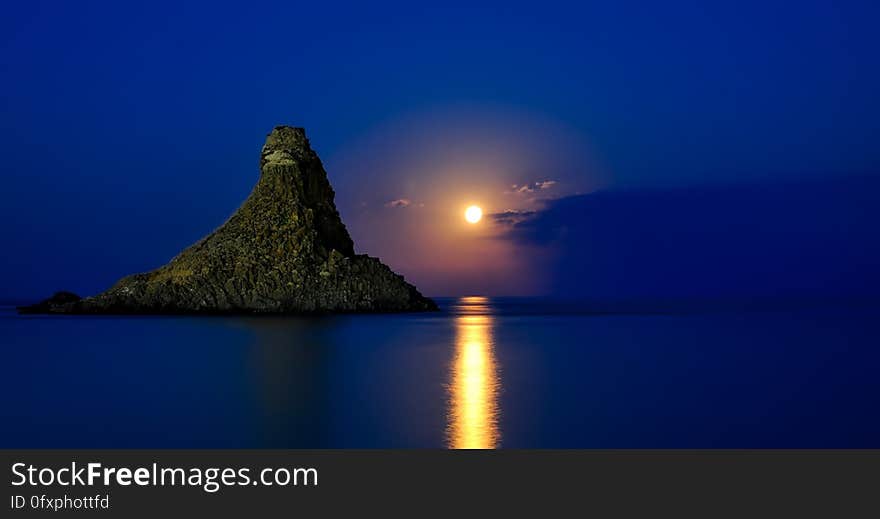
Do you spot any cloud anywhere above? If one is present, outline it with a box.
[497,176,880,299]
[384,198,412,208]
[507,180,558,195]
[490,209,536,226]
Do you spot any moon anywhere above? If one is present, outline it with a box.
[465,205,483,224]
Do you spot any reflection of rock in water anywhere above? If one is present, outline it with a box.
[240,316,335,446]
[447,297,501,449]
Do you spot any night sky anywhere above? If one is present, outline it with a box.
[2,1,878,300]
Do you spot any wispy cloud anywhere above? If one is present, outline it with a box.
[384,198,412,208]
[506,180,558,195]
[490,209,537,226]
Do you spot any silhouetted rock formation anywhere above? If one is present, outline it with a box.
[19,126,436,314]
[18,291,82,314]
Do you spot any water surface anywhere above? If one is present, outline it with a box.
[2,297,879,448]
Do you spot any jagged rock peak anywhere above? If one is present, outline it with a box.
[253,125,354,257]
[261,126,312,167]
[19,126,437,315]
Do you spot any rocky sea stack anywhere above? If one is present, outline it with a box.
[20,126,437,314]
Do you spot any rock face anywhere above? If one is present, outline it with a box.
[20,126,437,314]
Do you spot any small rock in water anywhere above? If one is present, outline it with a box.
[18,291,81,314]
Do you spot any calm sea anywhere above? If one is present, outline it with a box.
[2,297,879,448]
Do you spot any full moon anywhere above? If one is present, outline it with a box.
[465,205,483,224]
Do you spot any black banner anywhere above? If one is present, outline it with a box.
[2,450,879,516]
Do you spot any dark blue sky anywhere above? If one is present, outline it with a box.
[2,1,878,299]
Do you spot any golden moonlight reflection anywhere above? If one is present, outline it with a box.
[446,297,501,449]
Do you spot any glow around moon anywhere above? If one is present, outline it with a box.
[465,205,483,224]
